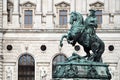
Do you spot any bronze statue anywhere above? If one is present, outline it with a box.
[84,9,98,47]
[60,10,105,62]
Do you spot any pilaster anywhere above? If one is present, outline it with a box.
[70,0,75,12]
[34,0,42,29]
[0,0,3,80]
[104,0,109,12]
[46,0,54,29]
[115,0,120,11]
[81,0,87,13]
[3,0,7,28]
[12,0,19,28]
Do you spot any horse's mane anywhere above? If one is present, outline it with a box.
[71,12,84,25]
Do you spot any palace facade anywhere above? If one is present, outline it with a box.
[0,0,120,80]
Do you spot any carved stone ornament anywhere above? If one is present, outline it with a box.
[55,1,70,7]
[90,1,104,10]
[20,1,36,8]
[55,1,70,12]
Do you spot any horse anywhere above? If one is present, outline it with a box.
[60,12,105,62]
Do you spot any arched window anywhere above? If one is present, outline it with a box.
[52,54,67,77]
[18,54,35,80]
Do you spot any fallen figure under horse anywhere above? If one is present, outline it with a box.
[60,11,105,62]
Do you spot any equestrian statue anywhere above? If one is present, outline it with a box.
[60,9,105,62]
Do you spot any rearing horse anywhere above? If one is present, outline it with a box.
[60,12,105,62]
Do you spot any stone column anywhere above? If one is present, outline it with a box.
[34,0,42,29]
[3,0,7,28]
[46,0,54,29]
[12,0,19,28]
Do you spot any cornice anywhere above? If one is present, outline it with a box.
[0,29,120,33]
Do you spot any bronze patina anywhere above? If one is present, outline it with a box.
[60,10,105,62]
[53,10,111,79]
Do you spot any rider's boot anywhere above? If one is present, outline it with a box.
[84,34,90,47]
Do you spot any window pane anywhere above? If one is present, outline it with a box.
[59,16,63,25]
[59,10,67,25]
[25,10,32,15]
[64,17,67,25]
[52,54,67,65]
[24,16,29,24]
[29,16,33,24]
[24,10,33,25]
[60,10,67,15]
[95,10,102,15]
[96,10,102,24]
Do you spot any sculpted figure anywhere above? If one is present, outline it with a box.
[60,10,105,62]
[6,67,12,80]
[84,9,98,47]
[40,68,47,80]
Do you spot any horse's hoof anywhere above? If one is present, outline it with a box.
[60,44,63,47]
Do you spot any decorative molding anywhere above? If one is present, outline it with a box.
[55,1,70,7]
[1,29,120,33]
[55,1,70,13]
[7,1,13,7]
[90,1,104,10]
[20,1,36,8]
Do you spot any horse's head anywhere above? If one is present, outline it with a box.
[70,12,77,24]
[70,12,84,25]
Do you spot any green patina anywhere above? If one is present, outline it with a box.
[54,10,111,79]
[60,9,105,62]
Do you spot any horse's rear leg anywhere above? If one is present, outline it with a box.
[83,47,91,59]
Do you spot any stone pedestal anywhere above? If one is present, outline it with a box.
[53,53,111,80]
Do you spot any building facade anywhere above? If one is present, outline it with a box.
[1,0,120,80]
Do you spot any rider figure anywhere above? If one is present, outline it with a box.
[84,9,98,47]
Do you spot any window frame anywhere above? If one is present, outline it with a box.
[18,54,35,80]
[55,2,70,29]
[20,1,36,28]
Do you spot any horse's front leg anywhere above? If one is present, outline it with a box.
[60,35,67,47]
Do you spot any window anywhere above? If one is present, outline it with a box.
[52,54,67,77]
[24,10,33,28]
[95,10,102,24]
[7,9,11,22]
[18,54,35,80]
[59,10,67,25]
[7,1,13,23]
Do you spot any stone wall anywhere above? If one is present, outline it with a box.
[2,29,120,80]
[0,0,3,80]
